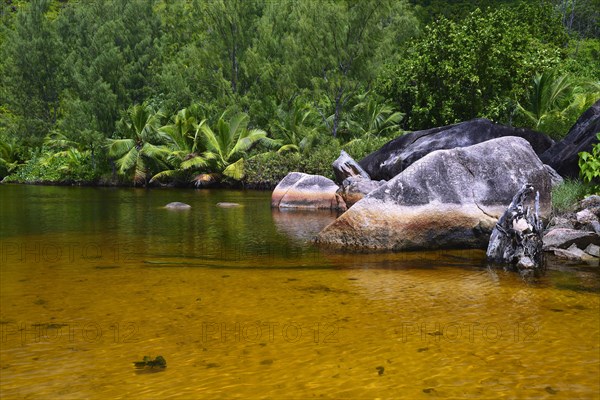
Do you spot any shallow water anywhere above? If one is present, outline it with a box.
[1,185,598,399]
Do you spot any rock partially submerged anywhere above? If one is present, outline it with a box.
[165,202,191,209]
[543,228,599,250]
[486,184,544,271]
[216,202,241,208]
[271,172,346,211]
[316,137,551,251]
[540,99,600,179]
[359,118,554,180]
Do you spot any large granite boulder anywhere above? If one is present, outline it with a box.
[359,118,554,180]
[540,100,600,179]
[271,172,346,211]
[332,150,371,184]
[316,137,552,251]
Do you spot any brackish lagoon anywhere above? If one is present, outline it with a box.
[1,185,599,398]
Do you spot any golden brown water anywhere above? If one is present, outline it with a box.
[1,185,599,399]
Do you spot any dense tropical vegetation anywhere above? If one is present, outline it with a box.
[0,0,598,190]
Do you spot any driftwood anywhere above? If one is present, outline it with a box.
[486,184,544,271]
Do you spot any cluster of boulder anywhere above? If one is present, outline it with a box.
[271,100,600,269]
[543,195,600,263]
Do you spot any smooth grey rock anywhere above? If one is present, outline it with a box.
[584,243,600,257]
[543,228,599,250]
[337,176,385,208]
[316,137,552,251]
[359,118,554,180]
[540,100,600,179]
[332,150,370,184]
[551,244,598,263]
[271,172,346,211]
[547,216,575,230]
[165,202,191,209]
[544,164,564,188]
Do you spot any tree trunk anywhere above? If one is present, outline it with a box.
[486,184,544,272]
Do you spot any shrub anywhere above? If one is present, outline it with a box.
[3,148,100,184]
[551,179,589,215]
[578,133,600,191]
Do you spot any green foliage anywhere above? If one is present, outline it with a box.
[551,179,592,214]
[379,3,568,130]
[516,71,600,138]
[191,112,273,184]
[1,0,598,188]
[1,0,63,141]
[0,135,21,178]
[578,134,600,192]
[4,147,99,184]
[243,133,396,189]
[107,103,171,186]
[56,0,162,138]
[248,0,418,136]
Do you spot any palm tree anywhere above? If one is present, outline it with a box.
[149,107,209,184]
[517,71,600,138]
[107,103,171,186]
[0,140,21,178]
[271,102,320,153]
[352,94,404,138]
[192,112,273,185]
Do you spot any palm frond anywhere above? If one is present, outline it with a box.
[115,146,140,176]
[222,158,245,180]
[181,154,212,170]
[150,169,182,183]
[107,138,135,159]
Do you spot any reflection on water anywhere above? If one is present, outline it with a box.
[0,185,599,399]
[272,209,339,242]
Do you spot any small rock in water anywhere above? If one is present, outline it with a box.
[216,202,241,208]
[165,202,191,209]
[375,366,384,376]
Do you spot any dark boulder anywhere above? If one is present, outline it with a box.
[332,150,371,185]
[540,100,600,179]
[359,118,554,180]
[316,137,552,251]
